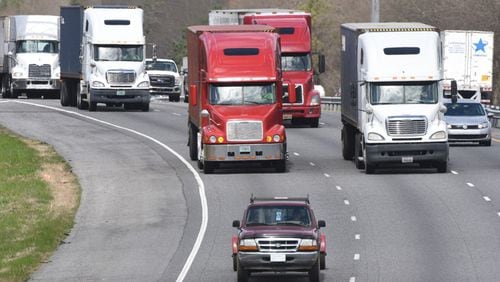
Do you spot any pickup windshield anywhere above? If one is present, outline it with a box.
[209,84,276,105]
[146,61,178,72]
[94,45,143,62]
[245,205,311,227]
[16,40,58,53]
[370,81,438,105]
[281,53,311,71]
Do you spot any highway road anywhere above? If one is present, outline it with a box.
[1,98,500,281]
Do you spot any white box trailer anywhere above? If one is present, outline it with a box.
[442,30,494,103]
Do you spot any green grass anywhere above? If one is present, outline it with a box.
[0,128,79,281]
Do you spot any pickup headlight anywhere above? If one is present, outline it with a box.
[298,239,318,251]
[13,72,23,78]
[239,239,258,251]
[430,131,446,140]
[138,81,149,88]
[175,76,181,85]
[92,81,105,88]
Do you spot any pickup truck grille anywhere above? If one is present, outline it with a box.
[226,121,263,141]
[29,64,51,78]
[107,71,136,85]
[256,238,300,252]
[149,75,175,87]
[387,116,427,136]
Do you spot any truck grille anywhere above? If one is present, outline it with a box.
[256,238,300,252]
[149,75,174,87]
[226,121,263,141]
[283,84,304,104]
[107,71,136,85]
[29,64,51,78]
[387,116,427,136]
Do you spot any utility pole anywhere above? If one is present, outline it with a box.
[371,0,380,22]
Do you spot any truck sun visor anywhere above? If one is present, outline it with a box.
[384,47,420,55]
[223,48,259,56]
[104,20,131,25]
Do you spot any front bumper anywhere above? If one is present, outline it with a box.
[447,128,491,142]
[366,142,449,165]
[283,104,320,119]
[238,251,318,272]
[203,143,285,162]
[90,88,150,104]
[12,79,60,90]
[149,86,181,95]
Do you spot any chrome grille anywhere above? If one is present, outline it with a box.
[29,64,51,78]
[107,71,136,84]
[226,121,263,141]
[149,75,174,87]
[256,238,300,252]
[387,116,427,136]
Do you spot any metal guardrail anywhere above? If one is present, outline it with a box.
[485,105,500,128]
[321,96,341,112]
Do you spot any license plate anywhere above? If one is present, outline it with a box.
[239,145,251,153]
[270,253,286,262]
[117,90,125,96]
[402,156,414,163]
[283,114,292,120]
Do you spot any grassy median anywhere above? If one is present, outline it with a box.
[0,127,80,281]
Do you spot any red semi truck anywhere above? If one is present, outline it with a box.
[209,10,325,127]
[187,25,293,173]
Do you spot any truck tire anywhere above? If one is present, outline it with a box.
[174,93,181,102]
[435,161,447,173]
[236,259,249,282]
[320,252,326,270]
[77,84,89,110]
[309,258,320,282]
[1,75,11,98]
[89,101,97,111]
[354,133,365,169]
[189,124,198,161]
[142,103,150,112]
[309,117,319,128]
[342,125,355,160]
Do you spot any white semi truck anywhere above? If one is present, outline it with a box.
[59,6,150,111]
[341,23,452,173]
[0,15,60,98]
[441,30,494,103]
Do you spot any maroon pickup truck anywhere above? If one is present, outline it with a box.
[232,196,326,282]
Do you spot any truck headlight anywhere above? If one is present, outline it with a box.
[239,239,258,251]
[138,81,149,88]
[298,239,318,251]
[430,131,446,140]
[368,132,385,141]
[13,72,23,78]
[209,135,217,143]
[273,134,281,142]
[92,81,105,88]
[310,95,321,106]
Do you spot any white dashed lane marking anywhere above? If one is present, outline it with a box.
[309,162,316,167]
[324,173,330,178]
[351,216,357,222]
[172,112,181,116]
[483,196,491,202]
[467,183,475,187]
[451,170,459,175]
[344,200,350,205]
[293,152,300,156]
[354,253,360,260]
[355,234,360,240]
[336,185,342,191]
[350,277,356,282]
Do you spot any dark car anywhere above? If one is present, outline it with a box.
[232,196,326,282]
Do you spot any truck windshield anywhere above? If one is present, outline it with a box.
[146,61,177,72]
[94,45,143,62]
[281,53,311,71]
[209,84,276,105]
[370,82,438,105]
[246,205,311,227]
[16,40,58,53]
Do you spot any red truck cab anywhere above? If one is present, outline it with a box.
[244,13,325,128]
[187,25,292,173]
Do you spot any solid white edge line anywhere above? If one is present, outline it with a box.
[12,101,207,282]
[467,182,475,187]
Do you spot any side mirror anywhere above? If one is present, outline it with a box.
[152,43,157,62]
[232,220,240,228]
[288,83,297,104]
[451,80,458,104]
[318,220,326,228]
[487,112,494,118]
[189,84,197,106]
[317,54,325,74]
[90,61,96,68]
[440,104,447,114]
[7,51,13,57]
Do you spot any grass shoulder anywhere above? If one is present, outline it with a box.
[0,127,80,281]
